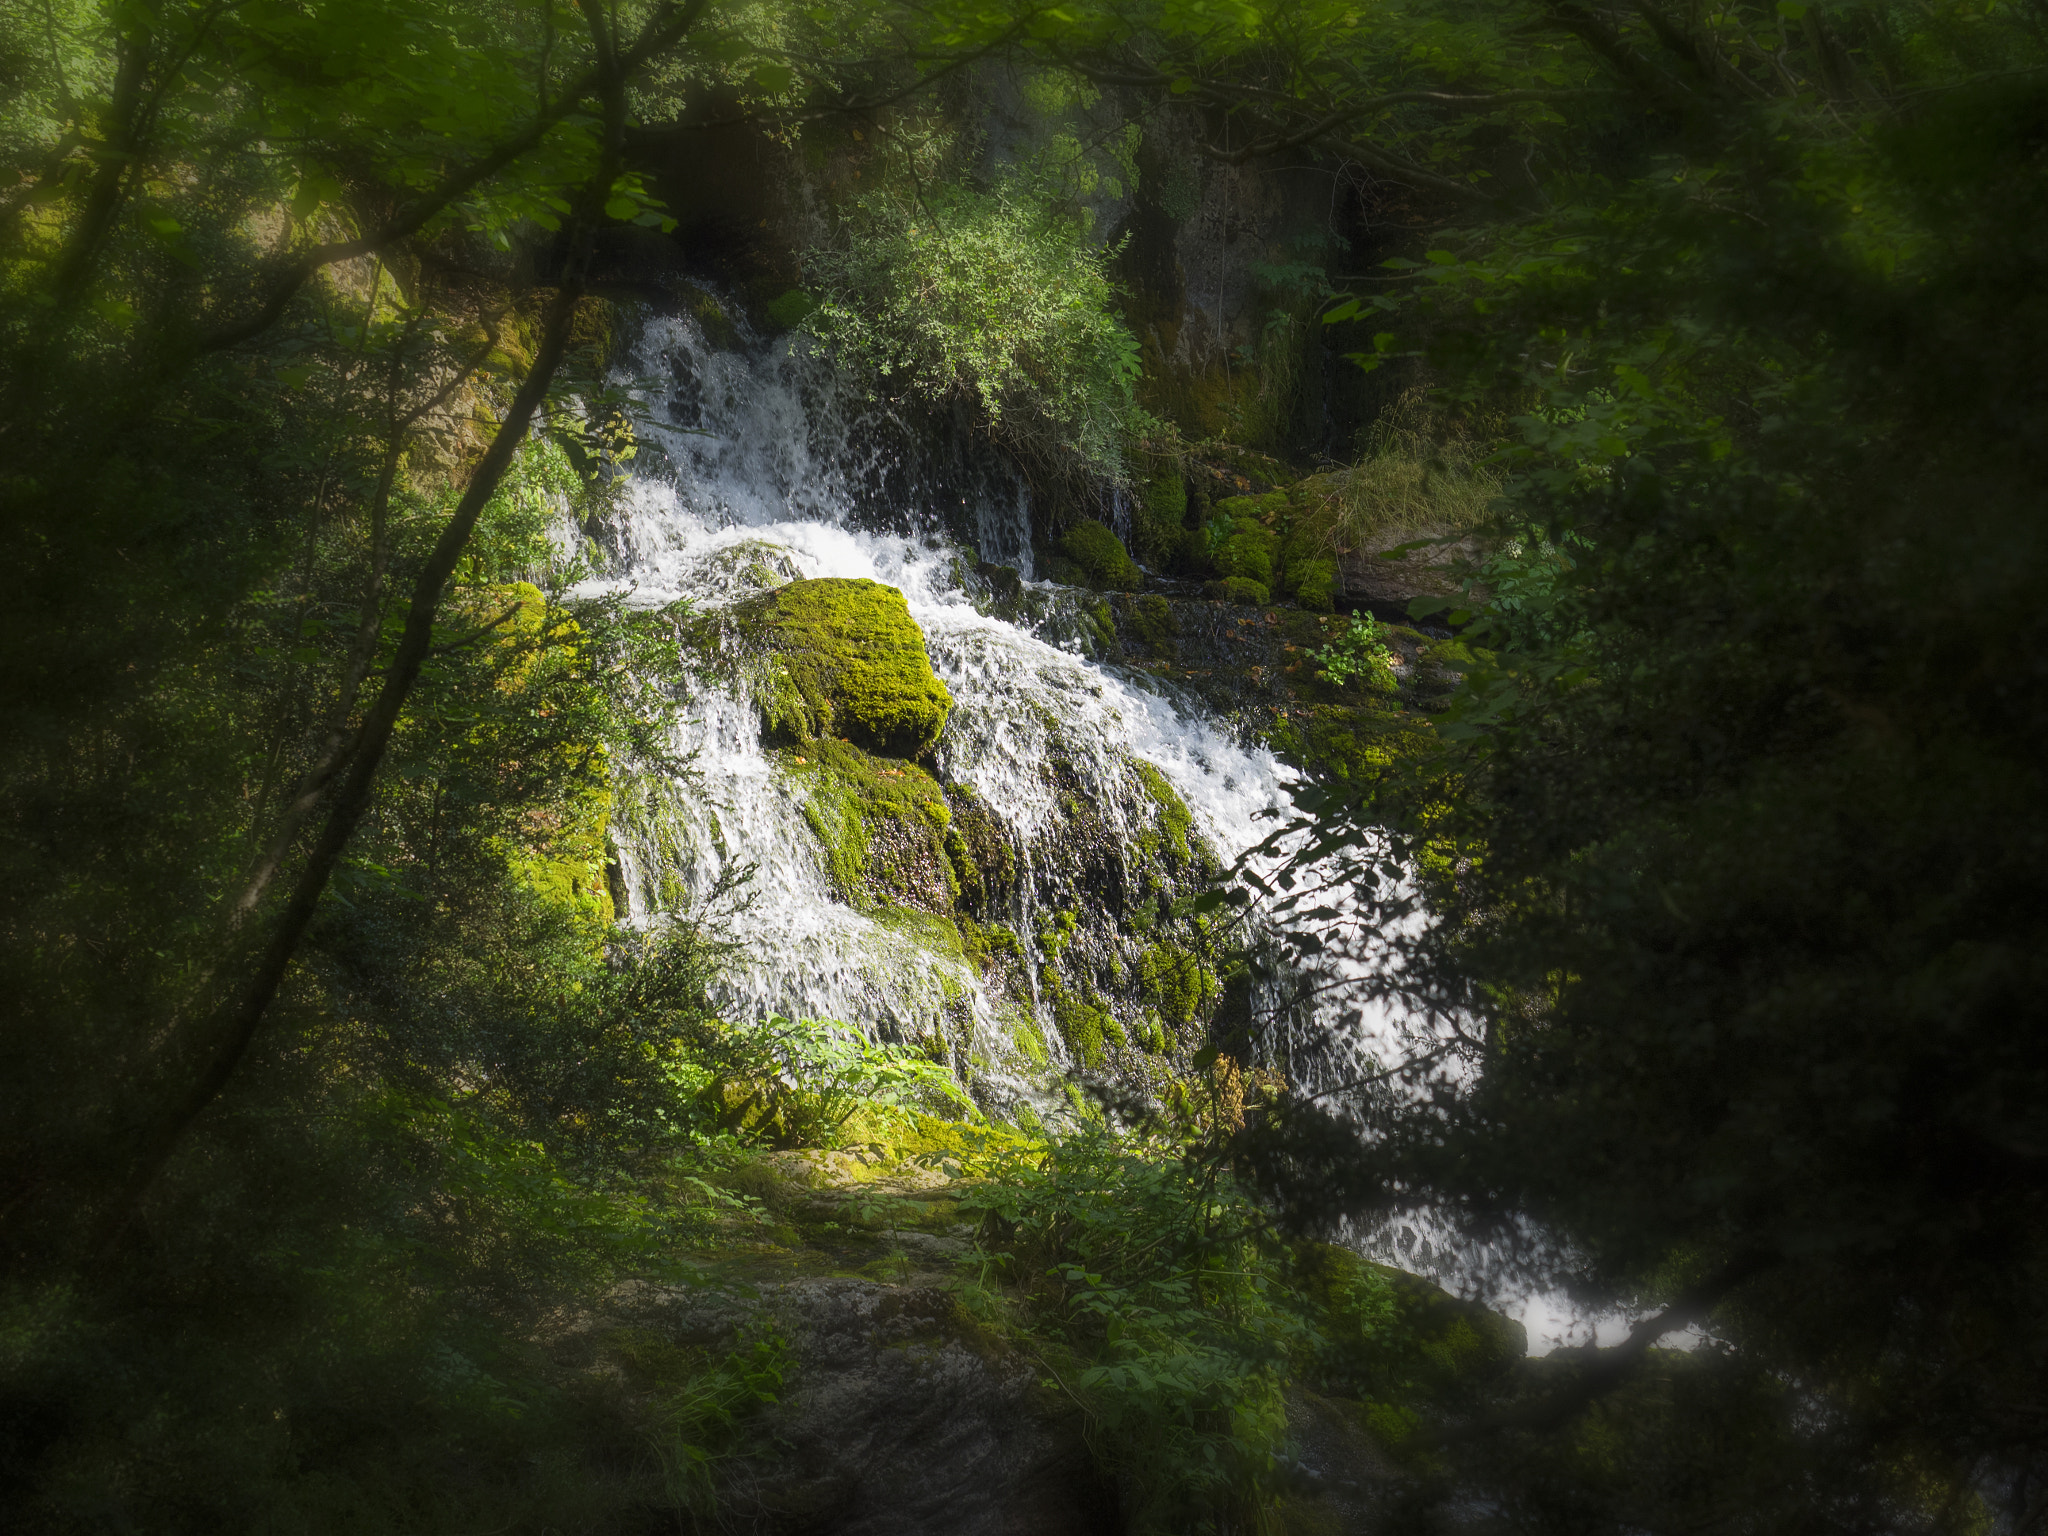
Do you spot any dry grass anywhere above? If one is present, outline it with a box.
[1303,389,1505,552]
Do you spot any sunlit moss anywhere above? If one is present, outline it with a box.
[737,576,953,758]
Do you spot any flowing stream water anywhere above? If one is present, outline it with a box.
[566,301,1628,1352]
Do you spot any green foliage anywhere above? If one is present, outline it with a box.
[1056,518,1142,591]
[1272,12,2048,1527]
[1311,610,1398,695]
[689,1013,980,1148]
[806,165,1144,486]
[956,1123,1488,1535]
[621,1320,789,1520]
[962,1129,1298,1531]
[738,576,953,758]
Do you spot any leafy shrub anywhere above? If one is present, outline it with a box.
[689,1014,978,1147]
[806,173,1144,486]
[961,1129,1303,1533]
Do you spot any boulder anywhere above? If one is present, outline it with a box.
[739,577,953,758]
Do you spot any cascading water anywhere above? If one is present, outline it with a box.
[571,297,1631,1351]
[575,304,1292,1098]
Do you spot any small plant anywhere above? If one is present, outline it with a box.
[1312,611,1399,694]
[693,1014,980,1147]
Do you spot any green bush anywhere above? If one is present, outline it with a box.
[807,173,1143,485]
[1057,520,1142,591]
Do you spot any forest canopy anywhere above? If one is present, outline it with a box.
[2,0,2045,1530]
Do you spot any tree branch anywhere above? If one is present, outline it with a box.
[1416,1248,1780,1445]
[185,0,706,360]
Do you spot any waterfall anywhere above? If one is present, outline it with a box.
[571,299,1627,1351]
[574,305,1291,1102]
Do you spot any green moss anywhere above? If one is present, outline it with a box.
[1268,705,1436,798]
[1206,576,1271,606]
[763,288,817,331]
[1056,519,1141,592]
[1128,593,1178,658]
[1214,527,1276,587]
[787,738,956,910]
[944,784,1016,916]
[1131,462,1189,565]
[1131,760,1193,866]
[685,285,743,351]
[1036,906,1080,959]
[1042,967,1126,1067]
[1137,940,1218,1029]
[873,905,969,960]
[738,577,952,758]
[1289,556,1339,611]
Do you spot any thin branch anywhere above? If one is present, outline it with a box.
[186,0,706,360]
[1416,1248,1780,1444]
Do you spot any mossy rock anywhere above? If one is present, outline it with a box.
[1131,760,1194,867]
[1206,576,1271,606]
[786,738,956,911]
[1287,556,1339,611]
[1131,461,1190,566]
[684,285,743,351]
[1137,940,1218,1030]
[763,288,816,332]
[700,539,802,599]
[1042,966,1126,1067]
[1056,520,1141,592]
[739,577,952,759]
[1128,593,1179,658]
[944,783,1017,917]
[1213,525,1276,588]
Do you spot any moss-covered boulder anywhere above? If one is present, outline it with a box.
[1131,460,1190,566]
[1055,519,1142,591]
[787,738,960,912]
[1289,556,1339,611]
[1206,576,1271,606]
[740,577,952,758]
[1212,522,1277,588]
